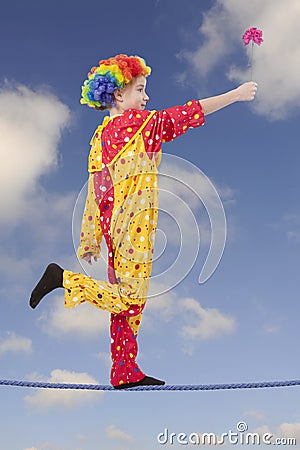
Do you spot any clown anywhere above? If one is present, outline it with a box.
[30,54,257,389]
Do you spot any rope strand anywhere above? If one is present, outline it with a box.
[1,378,300,391]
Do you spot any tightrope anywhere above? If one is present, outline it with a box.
[0,379,300,391]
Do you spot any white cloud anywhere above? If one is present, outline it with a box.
[253,422,300,445]
[0,82,76,304]
[0,83,70,223]
[24,444,69,450]
[145,280,236,353]
[179,0,300,120]
[178,4,235,78]
[106,424,133,442]
[24,448,41,450]
[0,332,32,355]
[24,369,103,411]
[278,422,300,441]
[180,297,236,340]
[39,296,109,339]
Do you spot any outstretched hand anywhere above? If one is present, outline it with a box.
[236,82,258,101]
[82,252,98,265]
[199,81,258,115]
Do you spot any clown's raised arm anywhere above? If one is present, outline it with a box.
[200,81,257,115]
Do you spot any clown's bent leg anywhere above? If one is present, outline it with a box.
[63,270,144,313]
[63,270,147,386]
[110,308,145,387]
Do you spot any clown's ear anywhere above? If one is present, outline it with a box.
[114,88,124,103]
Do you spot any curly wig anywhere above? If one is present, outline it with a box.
[80,54,151,110]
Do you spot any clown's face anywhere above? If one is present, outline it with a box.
[117,75,149,111]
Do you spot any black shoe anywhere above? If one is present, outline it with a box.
[30,263,63,309]
[114,375,165,390]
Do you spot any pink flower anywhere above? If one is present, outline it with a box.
[242,27,263,46]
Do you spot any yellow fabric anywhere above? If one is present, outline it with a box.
[109,141,158,284]
[77,173,102,260]
[88,115,111,171]
[63,271,144,335]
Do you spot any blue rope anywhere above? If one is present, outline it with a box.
[0,378,300,391]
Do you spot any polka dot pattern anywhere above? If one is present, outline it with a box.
[77,174,102,260]
[110,308,145,386]
[63,270,145,314]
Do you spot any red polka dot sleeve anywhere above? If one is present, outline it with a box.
[100,100,204,162]
[142,100,205,155]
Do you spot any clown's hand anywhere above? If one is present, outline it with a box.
[236,82,258,101]
[81,252,98,265]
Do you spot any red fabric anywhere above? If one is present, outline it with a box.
[110,305,145,386]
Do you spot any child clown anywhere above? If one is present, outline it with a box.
[30,54,257,389]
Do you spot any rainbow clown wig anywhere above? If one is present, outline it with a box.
[80,54,151,110]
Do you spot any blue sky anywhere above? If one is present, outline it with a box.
[0,0,300,449]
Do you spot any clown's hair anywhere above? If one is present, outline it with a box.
[80,54,151,110]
